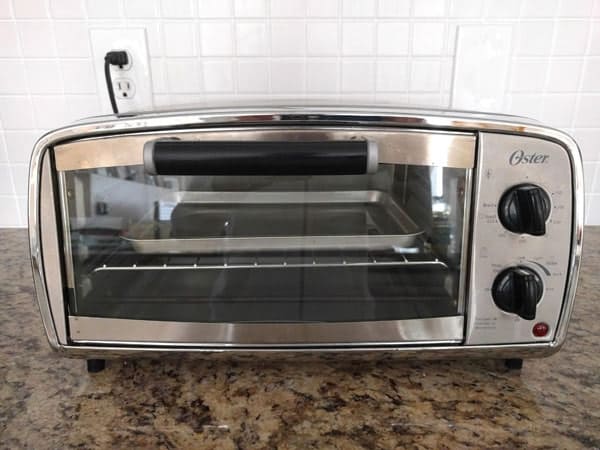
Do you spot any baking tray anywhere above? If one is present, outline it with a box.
[122,191,423,254]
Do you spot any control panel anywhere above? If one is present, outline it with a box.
[465,133,573,345]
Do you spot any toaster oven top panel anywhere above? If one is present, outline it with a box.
[53,127,476,172]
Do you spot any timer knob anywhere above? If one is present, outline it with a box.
[492,267,543,320]
[498,184,551,236]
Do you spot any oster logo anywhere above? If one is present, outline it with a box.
[509,149,550,165]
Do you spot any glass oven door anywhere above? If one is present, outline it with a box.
[55,127,475,346]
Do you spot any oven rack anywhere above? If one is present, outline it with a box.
[92,251,448,272]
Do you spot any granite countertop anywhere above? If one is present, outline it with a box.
[1,228,598,449]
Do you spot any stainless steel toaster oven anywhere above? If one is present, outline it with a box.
[29,105,583,371]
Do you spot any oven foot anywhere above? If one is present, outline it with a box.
[86,359,106,373]
[504,358,523,370]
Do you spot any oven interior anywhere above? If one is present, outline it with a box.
[61,161,469,324]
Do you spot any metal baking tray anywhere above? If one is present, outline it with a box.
[122,191,423,254]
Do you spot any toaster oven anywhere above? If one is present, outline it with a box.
[29,105,583,371]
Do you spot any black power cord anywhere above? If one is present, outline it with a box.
[104,51,129,114]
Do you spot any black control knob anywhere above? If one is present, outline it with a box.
[498,184,551,236]
[492,267,543,320]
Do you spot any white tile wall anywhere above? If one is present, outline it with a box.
[200,22,233,55]
[307,22,338,55]
[0,0,598,227]
[204,60,234,92]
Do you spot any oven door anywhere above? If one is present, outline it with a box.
[54,127,475,347]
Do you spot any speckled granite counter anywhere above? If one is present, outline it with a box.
[0,228,599,449]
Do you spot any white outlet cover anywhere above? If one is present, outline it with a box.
[451,25,513,112]
[90,28,154,115]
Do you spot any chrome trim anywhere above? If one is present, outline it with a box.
[28,105,583,356]
[72,103,544,129]
[57,342,559,360]
[53,127,476,171]
[39,153,68,344]
[456,168,473,314]
[142,139,156,175]
[174,190,384,204]
[366,139,378,173]
[553,132,584,346]
[29,151,60,349]
[57,172,75,289]
[69,316,464,346]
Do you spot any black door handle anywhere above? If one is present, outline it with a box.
[143,139,379,176]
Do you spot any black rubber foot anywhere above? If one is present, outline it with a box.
[504,358,523,370]
[87,359,106,373]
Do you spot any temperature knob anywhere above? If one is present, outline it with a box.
[498,184,551,236]
[492,267,543,320]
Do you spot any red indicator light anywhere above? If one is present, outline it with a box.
[533,322,549,337]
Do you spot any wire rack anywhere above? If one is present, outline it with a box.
[92,248,447,272]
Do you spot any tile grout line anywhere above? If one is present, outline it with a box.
[406,0,414,102]
[538,1,560,125]
[575,16,597,224]
[336,0,342,99]
[266,1,272,95]
[1,0,599,226]
[7,0,39,227]
[302,1,308,99]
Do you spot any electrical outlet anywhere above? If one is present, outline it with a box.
[113,78,136,99]
[90,28,153,114]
